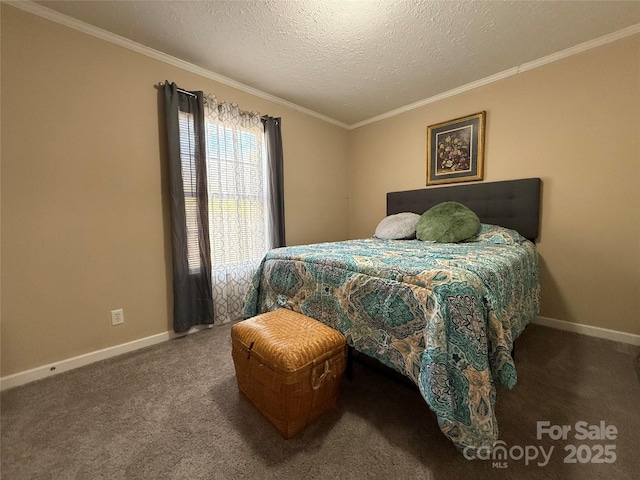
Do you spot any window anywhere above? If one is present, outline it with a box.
[205,119,269,268]
[178,109,270,273]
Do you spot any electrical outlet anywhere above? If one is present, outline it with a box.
[111,309,124,326]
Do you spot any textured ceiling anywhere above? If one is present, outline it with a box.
[35,1,640,126]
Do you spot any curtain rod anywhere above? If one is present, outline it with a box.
[156,82,265,119]
[156,82,197,97]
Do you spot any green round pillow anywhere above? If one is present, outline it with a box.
[416,201,480,243]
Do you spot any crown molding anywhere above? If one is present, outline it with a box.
[351,22,640,129]
[6,2,640,130]
[6,1,350,130]
[517,22,640,75]
[349,68,520,130]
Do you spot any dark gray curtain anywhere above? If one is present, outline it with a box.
[163,82,214,332]
[262,116,286,248]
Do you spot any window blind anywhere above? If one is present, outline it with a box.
[178,111,202,273]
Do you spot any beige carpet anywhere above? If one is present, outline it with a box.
[1,324,639,480]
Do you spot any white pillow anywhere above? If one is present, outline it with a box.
[374,212,421,240]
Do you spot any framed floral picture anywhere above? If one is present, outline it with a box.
[426,111,486,185]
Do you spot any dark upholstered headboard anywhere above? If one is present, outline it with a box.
[387,178,542,241]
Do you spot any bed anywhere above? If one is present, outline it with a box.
[243,178,541,452]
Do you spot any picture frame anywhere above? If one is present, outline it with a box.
[426,111,486,185]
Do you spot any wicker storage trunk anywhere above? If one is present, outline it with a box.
[231,309,346,439]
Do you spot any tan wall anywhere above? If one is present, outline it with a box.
[0,6,349,376]
[3,5,638,379]
[349,34,640,336]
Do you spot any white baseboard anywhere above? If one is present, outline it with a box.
[2,317,636,391]
[533,316,640,346]
[0,325,212,392]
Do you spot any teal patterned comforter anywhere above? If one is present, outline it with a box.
[243,227,539,451]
